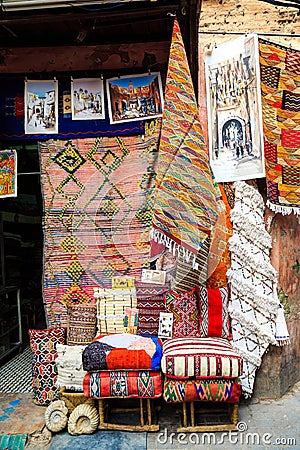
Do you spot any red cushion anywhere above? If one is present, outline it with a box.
[164,288,199,338]
[83,370,162,399]
[197,285,230,338]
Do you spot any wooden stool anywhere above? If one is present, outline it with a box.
[178,401,239,432]
[98,397,159,432]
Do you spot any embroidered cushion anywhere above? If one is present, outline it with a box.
[197,285,230,338]
[135,282,169,336]
[161,337,243,379]
[29,328,65,405]
[163,377,242,403]
[67,304,97,345]
[164,288,199,338]
[94,288,137,335]
[56,344,87,392]
[83,370,162,399]
[82,333,162,372]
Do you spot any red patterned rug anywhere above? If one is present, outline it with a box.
[259,39,300,215]
[39,120,160,327]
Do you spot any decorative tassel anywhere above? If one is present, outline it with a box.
[267,200,300,217]
[275,303,290,346]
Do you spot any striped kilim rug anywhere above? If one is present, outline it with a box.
[0,347,32,393]
[151,19,223,274]
[0,434,27,450]
[259,39,300,215]
[39,120,160,328]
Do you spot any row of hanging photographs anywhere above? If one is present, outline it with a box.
[24,72,164,135]
[24,33,265,184]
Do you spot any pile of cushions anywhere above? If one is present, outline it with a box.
[29,304,97,405]
[160,285,243,404]
[29,282,242,406]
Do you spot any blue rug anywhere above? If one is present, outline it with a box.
[49,430,146,450]
[0,434,27,450]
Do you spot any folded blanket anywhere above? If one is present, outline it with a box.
[82,333,163,371]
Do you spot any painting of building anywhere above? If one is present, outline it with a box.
[106,72,164,124]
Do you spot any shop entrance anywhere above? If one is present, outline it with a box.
[0,141,45,363]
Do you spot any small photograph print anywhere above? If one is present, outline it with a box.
[141,269,166,285]
[25,80,58,134]
[158,312,173,339]
[106,72,164,124]
[111,276,135,289]
[71,77,105,120]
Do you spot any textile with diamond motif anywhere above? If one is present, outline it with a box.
[39,120,160,327]
[151,19,222,268]
[259,39,300,215]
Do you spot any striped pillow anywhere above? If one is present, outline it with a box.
[197,285,230,338]
[161,337,243,379]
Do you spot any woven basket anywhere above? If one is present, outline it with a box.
[59,386,95,413]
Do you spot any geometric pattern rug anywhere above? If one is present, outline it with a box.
[151,19,222,269]
[259,39,300,215]
[0,347,32,393]
[39,120,160,328]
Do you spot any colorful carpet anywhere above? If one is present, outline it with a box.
[39,120,160,328]
[151,19,223,272]
[259,39,300,215]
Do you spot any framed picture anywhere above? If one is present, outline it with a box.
[106,72,164,124]
[0,150,17,198]
[71,77,105,120]
[24,80,58,134]
[205,34,265,182]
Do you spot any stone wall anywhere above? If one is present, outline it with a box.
[198,0,300,398]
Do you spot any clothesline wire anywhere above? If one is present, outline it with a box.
[199,31,300,37]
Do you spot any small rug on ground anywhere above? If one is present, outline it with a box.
[49,430,146,450]
[0,393,46,436]
[0,434,27,450]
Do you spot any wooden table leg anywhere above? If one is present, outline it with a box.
[182,402,188,428]
[190,401,195,427]
[139,398,145,427]
[98,399,105,427]
[147,399,152,425]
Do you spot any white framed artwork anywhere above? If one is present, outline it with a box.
[24,79,58,134]
[71,77,105,120]
[205,34,265,182]
[106,72,164,124]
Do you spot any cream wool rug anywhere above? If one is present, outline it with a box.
[227,181,279,397]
